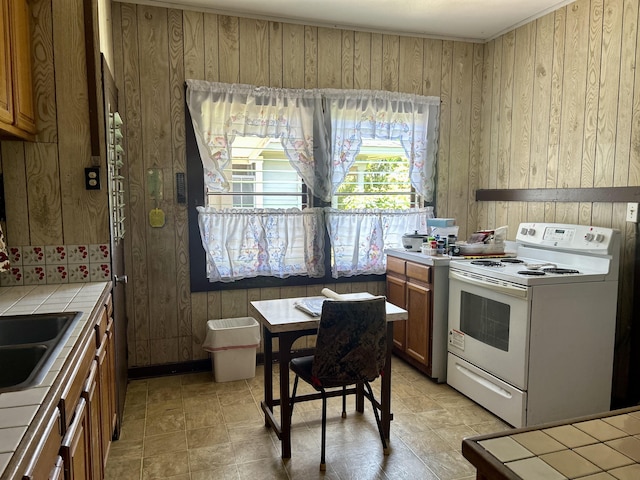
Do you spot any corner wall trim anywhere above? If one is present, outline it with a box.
[476,187,640,203]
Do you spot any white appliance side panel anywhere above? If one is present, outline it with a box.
[431,266,449,383]
[527,281,618,426]
[447,354,526,428]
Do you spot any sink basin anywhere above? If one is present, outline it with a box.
[0,312,81,346]
[0,312,83,394]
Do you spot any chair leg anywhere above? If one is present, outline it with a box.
[364,381,389,454]
[320,390,327,471]
[341,386,347,419]
[290,375,299,418]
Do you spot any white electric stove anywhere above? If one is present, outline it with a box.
[447,223,621,427]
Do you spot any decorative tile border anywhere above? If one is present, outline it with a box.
[0,244,111,286]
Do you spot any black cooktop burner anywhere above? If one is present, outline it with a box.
[501,258,524,264]
[517,270,546,276]
[471,260,504,267]
[542,268,580,274]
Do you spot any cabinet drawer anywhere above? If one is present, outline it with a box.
[406,262,431,284]
[95,305,108,347]
[22,408,61,480]
[386,256,406,276]
[59,332,94,434]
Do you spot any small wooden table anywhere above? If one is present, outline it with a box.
[462,405,640,479]
[250,293,407,459]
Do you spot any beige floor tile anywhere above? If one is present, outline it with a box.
[108,359,511,480]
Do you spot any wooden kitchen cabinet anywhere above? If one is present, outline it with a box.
[60,398,92,480]
[386,256,434,376]
[0,0,36,140]
[21,409,62,480]
[83,362,103,480]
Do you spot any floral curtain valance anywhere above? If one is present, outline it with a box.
[322,89,440,201]
[197,207,325,282]
[186,80,331,200]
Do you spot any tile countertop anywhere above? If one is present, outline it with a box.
[384,248,453,266]
[0,282,111,479]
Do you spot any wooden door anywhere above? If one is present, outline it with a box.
[60,398,91,480]
[386,274,407,350]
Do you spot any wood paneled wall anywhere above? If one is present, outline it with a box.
[109,2,481,368]
[478,0,638,403]
[0,0,636,402]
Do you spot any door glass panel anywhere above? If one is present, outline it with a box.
[460,291,510,352]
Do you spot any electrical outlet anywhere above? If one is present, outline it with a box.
[85,167,101,190]
[626,202,639,223]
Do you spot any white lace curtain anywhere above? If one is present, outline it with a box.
[323,89,440,201]
[197,207,325,282]
[325,208,431,278]
[185,80,331,200]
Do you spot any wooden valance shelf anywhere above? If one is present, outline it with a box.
[476,187,640,203]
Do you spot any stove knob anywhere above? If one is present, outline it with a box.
[595,233,605,242]
[520,228,528,235]
[584,233,595,242]
[527,228,536,236]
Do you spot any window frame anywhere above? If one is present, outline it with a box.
[185,98,436,292]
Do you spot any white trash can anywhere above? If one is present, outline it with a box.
[202,317,260,382]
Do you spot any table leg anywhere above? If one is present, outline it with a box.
[381,322,394,439]
[277,331,298,459]
[263,326,273,426]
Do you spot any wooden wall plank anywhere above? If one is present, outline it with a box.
[497,31,515,233]
[545,7,567,222]
[398,36,423,94]
[218,15,239,83]
[183,10,204,80]
[341,30,354,89]
[203,13,219,82]
[436,40,452,217]
[447,42,473,240]
[269,22,283,87]
[477,40,494,229]
[1,142,29,244]
[317,27,342,88]
[507,24,535,233]
[30,0,57,143]
[137,5,178,350]
[370,33,382,90]
[381,34,399,92]
[168,9,192,360]
[239,18,269,85]
[25,143,62,244]
[488,38,503,228]
[422,39,442,97]
[467,43,483,234]
[282,23,304,88]
[528,14,554,222]
[120,2,149,366]
[304,26,317,88]
[353,31,371,90]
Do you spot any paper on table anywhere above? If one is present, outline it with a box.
[294,288,345,317]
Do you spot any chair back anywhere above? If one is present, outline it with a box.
[311,297,387,388]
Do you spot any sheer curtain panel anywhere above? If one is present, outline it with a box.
[325,208,430,278]
[197,207,325,282]
[323,89,439,200]
[185,80,331,200]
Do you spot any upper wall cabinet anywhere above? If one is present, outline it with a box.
[0,0,36,141]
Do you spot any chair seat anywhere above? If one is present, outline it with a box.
[290,355,316,387]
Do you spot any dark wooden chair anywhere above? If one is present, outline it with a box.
[289,296,389,471]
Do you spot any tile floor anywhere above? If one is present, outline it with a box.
[104,357,510,480]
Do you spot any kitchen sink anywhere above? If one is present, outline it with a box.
[0,312,83,394]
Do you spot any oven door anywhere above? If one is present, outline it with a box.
[448,269,531,389]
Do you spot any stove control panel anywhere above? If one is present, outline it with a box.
[516,223,620,253]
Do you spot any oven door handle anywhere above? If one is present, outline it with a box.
[449,270,529,299]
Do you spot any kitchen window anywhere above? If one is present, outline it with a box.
[185,81,439,290]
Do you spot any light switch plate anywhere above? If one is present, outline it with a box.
[626,202,638,223]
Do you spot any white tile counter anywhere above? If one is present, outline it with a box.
[0,282,110,479]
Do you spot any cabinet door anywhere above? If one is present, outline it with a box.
[0,1,13,123]
[82,361,103,480]
[8,0,35,133]
[106,318,117,434]
[386,274,407,350]
[60,398,92,480]
[405,280,432,368]
[22,409,62,480]
[96,335,112,468]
